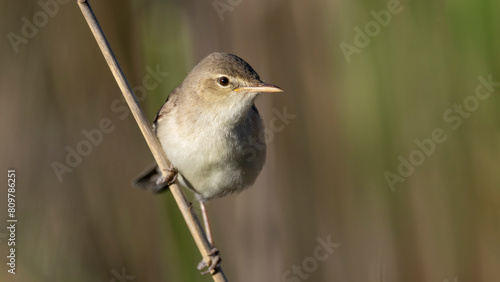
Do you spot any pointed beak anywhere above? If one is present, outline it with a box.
[234,82,283,93]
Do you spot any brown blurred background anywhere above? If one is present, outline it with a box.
[1,0,500,281]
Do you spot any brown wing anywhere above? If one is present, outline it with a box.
[153,86,181,132]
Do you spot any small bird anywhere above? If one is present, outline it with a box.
[133,52,282,273]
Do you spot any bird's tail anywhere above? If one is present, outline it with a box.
[131,163,170,193]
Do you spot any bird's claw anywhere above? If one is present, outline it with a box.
[197,248,221,275]
[156,166,178,186]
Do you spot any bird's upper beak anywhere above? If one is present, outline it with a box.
[234,82,283,93]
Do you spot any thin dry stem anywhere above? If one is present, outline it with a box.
[76,1,227,281]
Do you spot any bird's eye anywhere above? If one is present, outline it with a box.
[217,76,230,87]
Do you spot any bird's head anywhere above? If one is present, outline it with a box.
[182,52,283,117]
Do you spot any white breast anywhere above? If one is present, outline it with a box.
[156,109,265,201]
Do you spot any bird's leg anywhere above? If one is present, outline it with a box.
[197,248,221,275]
[156,165,178,186]
[197,200,221,274]
[200,201,214,246]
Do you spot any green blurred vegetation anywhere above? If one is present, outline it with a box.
[1,0,499,281]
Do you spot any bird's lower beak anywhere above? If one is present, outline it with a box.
[235,83,283,93]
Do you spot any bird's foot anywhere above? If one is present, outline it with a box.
[197,247,221,275]
[156,165,178,186]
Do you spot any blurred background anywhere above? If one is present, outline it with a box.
[1,0,499,281]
